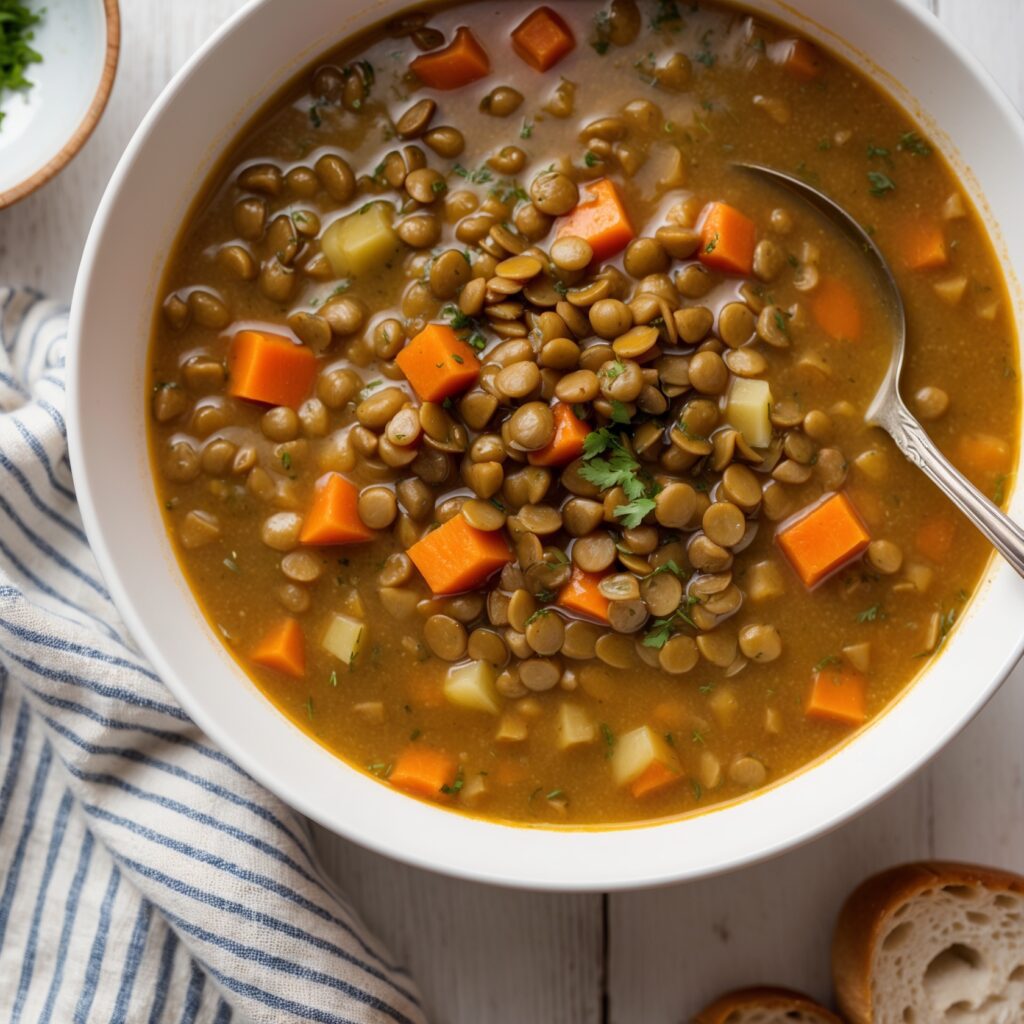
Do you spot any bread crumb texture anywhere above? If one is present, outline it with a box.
[873,883,1024,1023]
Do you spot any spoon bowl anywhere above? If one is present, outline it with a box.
[738,162,1024,579]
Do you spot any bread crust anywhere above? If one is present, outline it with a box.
[693,985,843,1024]
[832,861,1024,1023]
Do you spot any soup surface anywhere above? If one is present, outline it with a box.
[148,0,1019,825]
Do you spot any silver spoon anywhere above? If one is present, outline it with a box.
[737,163,1024,578]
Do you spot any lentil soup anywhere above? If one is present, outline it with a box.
[148,0,1019,826]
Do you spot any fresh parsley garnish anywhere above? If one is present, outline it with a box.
[453,162,493,185]
[867,170,896,197]
[898,131,931,156]
[0,1,42,131]
[579,428,656,528]
[813,654,841,672]
[856,603,885,623]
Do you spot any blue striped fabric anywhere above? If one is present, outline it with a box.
[0,288,427,1023]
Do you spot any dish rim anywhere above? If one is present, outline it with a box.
[0,0,121,209]
[67,0,1024,890]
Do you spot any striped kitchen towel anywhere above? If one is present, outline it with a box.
[0,286,427,1022]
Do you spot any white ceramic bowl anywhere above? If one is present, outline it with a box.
[0,0,119,207]
[69,0,1024,890]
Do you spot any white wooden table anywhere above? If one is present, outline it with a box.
[3,1,1021,1019]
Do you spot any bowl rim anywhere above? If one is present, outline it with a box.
[0,0,121,210]
[67,0,1024,891]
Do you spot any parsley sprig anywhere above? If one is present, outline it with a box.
[579,428,657,528]
[0,0,43,130]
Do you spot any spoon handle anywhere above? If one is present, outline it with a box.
[881,402,1024,579]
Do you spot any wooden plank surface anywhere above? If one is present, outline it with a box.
[0,1,1020,1022]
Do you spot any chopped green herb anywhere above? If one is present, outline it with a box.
[813,654,841,672]
[600,723,615,758]
[856,603,885,623]
[867,170,896,197]
[817,138,832,151]
[651,0,681,29]
[645,559,684,580]
[866,143,891,161]
[280,452,293,471]
[704,232,719,254]
[591,9,611,54]
[695,29,716,67]
[610,399,632,424]
[304,696,315,720]
[367,761,392,778]
[0,0,42,131]
[452,162,493,185]
[546,788,565,801]
[691,729,705,745]
[329,670,338,687]
[898,131,931,156]
[584,150,600,168]
[523,607,550,627]
[440,766,464,794]
[691,779,703,800]
[520,119,534,139]
[431,179,447,194]
[451,353,465,365]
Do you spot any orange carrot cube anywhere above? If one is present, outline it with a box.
[395,323,481,402]
[915,517,955,563]
[389,746,458,799]
[528,403,590,466]
[299,473,375,546]
[512,7,575,72]
[810,276,863,341]
[410,27,490,90]
[630,760,681,799]
[557,567,611,623]
[902,219,948,271]
[777,492,870,588]
[556,178,634,264]
[698,202,756,276]
[228,330,317,409]
[408,514,513,595]
[777,38,825,81]
[251,618,305,678]
[807,666,867,726]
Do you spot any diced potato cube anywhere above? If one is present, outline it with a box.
[611,726,677,787]
[941,192,966,220]
[496,713,528,743]
[842,641,871,674]
[933,276,968,305]
[556,703,596,751]
[709,686,739,728]
[747,559,785,602]
[903,561,934,594]
[459,773,488,808]
[353,701,385,723]
[726,378,773,448]
[699,750,722,789]
[321,203,398,277]
[321,612,364,664]
[444,660,500,715]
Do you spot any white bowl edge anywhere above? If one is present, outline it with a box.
[68,0,1024,891]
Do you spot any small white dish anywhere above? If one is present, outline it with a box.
[0,0,119,208]
[68,0,1024,891]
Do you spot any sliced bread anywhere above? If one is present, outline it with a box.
[693,986,844,1024]
[833,861,1024,1024]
